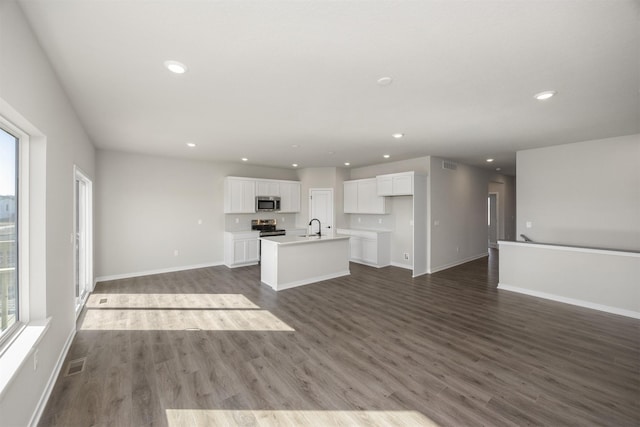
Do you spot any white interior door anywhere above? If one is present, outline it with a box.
[74,166,93,315]
[309,188,333,235]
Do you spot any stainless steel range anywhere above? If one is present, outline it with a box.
[251,219,286,237]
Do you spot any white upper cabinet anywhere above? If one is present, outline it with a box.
[256,180,280,197]
[224,177,300,213]
[343,181,358,213]
[343,178,389,214]
[279,181,301,213]
[376,172,414,196]
[224,177,256,213]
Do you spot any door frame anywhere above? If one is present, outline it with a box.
[308,188,334,234]
[73,165,93,317]
[488,192,499,249]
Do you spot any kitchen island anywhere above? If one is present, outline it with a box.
[260,234,350,291]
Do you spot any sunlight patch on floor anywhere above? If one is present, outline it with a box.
[79,308,294,331]
[166,409,439,426]
[86,293,259,309]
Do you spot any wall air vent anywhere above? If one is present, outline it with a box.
[442,160,458,171]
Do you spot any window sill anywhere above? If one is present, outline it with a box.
[0,317,51,401]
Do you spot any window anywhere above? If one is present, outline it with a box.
[0,126,18,344]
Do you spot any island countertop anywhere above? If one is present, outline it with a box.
[259,234,350,246]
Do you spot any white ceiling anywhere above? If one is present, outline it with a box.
[19,0,640,175]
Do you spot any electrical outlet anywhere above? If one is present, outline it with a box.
[197,219,202,225]
[174,249,179,256]
[378,218,383,224]
[358,217,361,223]
[456,247,460,253]
[235,218,239,224]
[526,221,532,229]
[403,253,409,260]
[281,217,285,222]
[34,349,39,371]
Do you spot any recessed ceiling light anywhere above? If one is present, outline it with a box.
[377,77,393,86]
[292,163,298,167]
[186,142,196,148]
[486,158,494,162]
[241,157,248,162]
[496,167,502,171]
[292,144,299,148]
[344,162,350,166]
[164,60,188,74]
[392,133,404,139]
[534,90,556,100]
[383,154,390,159]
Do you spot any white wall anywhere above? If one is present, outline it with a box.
[96,150,298,278]
[499,241,640,318]
[517,134,640,250]
[0,1,96,425]
[428,157,490,272]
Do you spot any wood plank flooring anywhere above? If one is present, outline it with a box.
[39,251,640,426]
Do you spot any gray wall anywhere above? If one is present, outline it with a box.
[517,134,640,250]
[0,1,96,424]
[428,157,490,272]
[489,173,517,241]
[96,150,298,278]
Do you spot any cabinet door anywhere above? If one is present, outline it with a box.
[233,240,247,263]
[256,181,280,196]
[362,238,378,264]
[392,174,413,195]
[376,176,393,196]
[343,181,358,213]
[225,178,256,213]
[246,238,259,262]
[349,236,362,261]
[280,182,301,212]
[358,179,386,213]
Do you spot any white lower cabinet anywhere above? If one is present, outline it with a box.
[337,229,391,268]
[224,231,260,268]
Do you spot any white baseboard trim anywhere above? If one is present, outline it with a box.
[390,262,413,270]
[498,283,640,320]
[95,261,224,284]
[224,261,259,269]
[271,270,351,291]
[428,252,488,274]
[29,325,76,427]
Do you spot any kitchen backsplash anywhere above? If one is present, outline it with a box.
[225,213,298,231]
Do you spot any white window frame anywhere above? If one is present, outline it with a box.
[73,165,93,317]
[0,98,50,400]
[0,119,28,350]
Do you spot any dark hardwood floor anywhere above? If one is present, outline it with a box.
[39,250,640,426]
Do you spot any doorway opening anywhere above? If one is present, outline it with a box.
[488,192,498,249]
[74,166,93,316]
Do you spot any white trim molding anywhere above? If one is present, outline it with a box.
[428,252,488,274]
[95,261,224,284]
[498,283,640,320]
[28,325,75,427]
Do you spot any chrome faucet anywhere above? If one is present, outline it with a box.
[309,218,321,237]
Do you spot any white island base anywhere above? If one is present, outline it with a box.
[260,234,350,291]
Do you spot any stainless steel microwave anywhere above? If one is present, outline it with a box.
[256,196,281,212]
